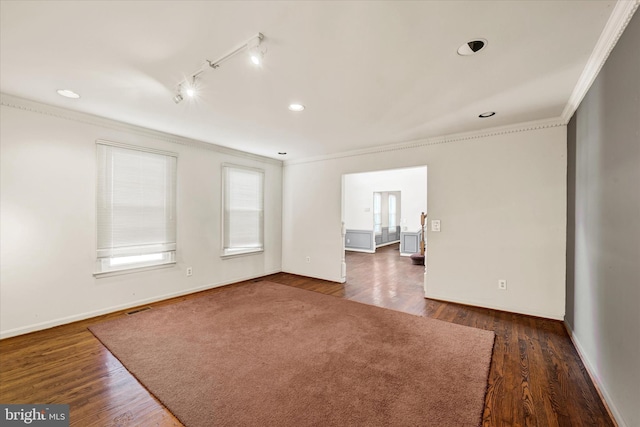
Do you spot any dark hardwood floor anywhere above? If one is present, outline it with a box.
[0,244,613,426]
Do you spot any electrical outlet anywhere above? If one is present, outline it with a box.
[186,267,193,277]
[431,220,441,232]
[306,256,311,263]
[498,279,507,290]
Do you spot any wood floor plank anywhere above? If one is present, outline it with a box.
[0,244,614,426]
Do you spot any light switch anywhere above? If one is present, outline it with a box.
[431,220,441,232]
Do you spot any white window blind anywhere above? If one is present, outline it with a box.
[222,165,264,256]
[96,142,177,274]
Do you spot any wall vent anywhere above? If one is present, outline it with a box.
[126,307,152,315]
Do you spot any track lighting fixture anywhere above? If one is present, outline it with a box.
[247,34,265,66]
[173,33,265,103]
[249,48,263,66]
[185,75,197,97]
[173,88,184,104]
[174,73,201,104]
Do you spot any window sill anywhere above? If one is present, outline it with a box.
[94,261,176,278]
[221,249,264,259]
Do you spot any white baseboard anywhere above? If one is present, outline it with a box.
[0,269,281,339]
[424,292,564,320]
[345,248,375,253]
[564,322,625,427]
[375,240,400,248]
[281,269,344,284]
[346,241,400,253]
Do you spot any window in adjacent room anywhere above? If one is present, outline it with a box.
[373,192,382,234]
[388,193,397,229]
[222,164,264,257]
[95,141,177,275]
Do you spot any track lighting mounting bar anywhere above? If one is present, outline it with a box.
[207,33,263,69]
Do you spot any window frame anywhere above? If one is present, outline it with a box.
[220,163,265,258]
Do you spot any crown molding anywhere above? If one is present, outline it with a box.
[0,93,282,166]
[284,117,566,166]
[561,0,639,123]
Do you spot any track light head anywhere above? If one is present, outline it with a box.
[173,92,184,104]
[249,47,263,66]
[185,75,198,97]
[248,33,265,66]
[250,51,261,65]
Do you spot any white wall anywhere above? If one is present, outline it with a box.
[0,99,282,338]
[283,126,567,319]
[0,94,567,335]
[343,167,427,232]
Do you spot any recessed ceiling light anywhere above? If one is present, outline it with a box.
[278,152,287,155]
[457,39,487,56]
[57,89,80,99]
[288,103,305,112]
[479,111,496,118]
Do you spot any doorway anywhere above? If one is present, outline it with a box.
[341,166,427,296]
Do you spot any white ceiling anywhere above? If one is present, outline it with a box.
[0,1,625,161]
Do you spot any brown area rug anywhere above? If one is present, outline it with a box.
[89,282,494,426]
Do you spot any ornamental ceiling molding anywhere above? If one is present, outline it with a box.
[0,93,282,166]
[561,0,639,122]
[283,117,566,166]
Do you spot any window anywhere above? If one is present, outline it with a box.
[95,141,177,274]
[373,192,382,234]
[222,165,264,256]
[388,194,397,229]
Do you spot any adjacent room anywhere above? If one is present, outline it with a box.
[1,1,638,426]
[342,167,427,309]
